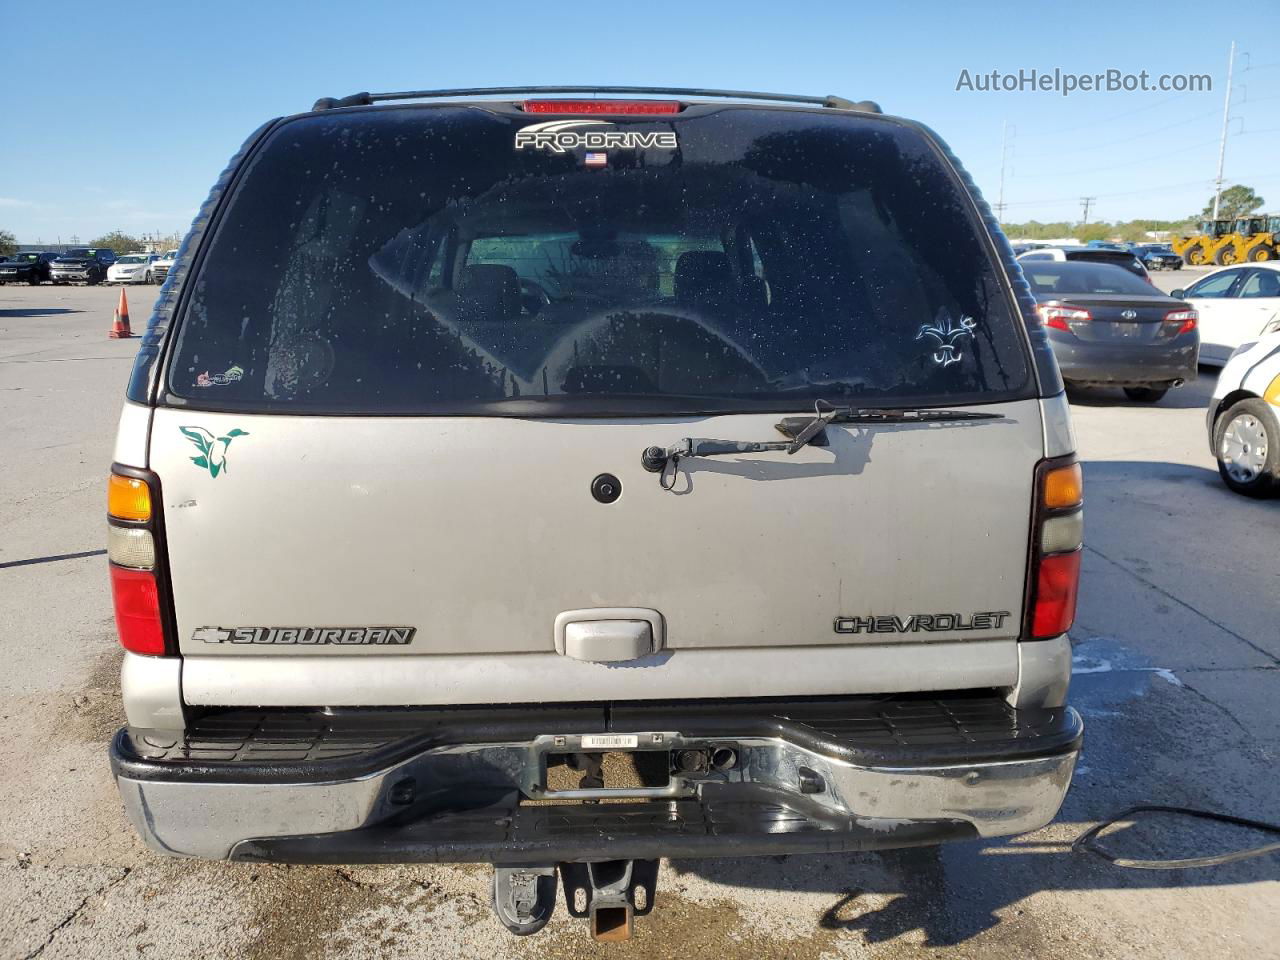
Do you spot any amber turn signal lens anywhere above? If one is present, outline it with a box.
[1043,463,1083,509]
[108,474,151,522]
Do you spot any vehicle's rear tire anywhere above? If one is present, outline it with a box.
[1214,398,1279,497]
[1248,245,1276,262]
[1214,245,1238,266]
[1182,244,1205,266]
[1124,386,1168,403]
[27,273,40,286]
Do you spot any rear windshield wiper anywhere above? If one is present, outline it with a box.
[641,400,1002,488]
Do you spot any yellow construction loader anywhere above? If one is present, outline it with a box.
[1174,216,1280,266]
[1234,215,1280,263]
[1173,220,1235,266]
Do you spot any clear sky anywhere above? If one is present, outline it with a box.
[3,0,1278,243]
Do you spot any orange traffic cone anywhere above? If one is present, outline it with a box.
[109,287,134,339]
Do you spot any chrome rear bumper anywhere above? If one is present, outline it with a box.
[111,698,1081,862]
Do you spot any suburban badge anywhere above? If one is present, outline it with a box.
[193,626,417,645]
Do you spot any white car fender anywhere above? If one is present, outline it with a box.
[1209,334,1280,456]
[1214,335,1280,403]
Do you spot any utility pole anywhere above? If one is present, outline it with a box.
[995,120,1013,221]
[1080,197,1096,225]
[1212,40,1236,220]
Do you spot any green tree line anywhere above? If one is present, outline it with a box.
[998,219,1196,243]
[88,231,147,253]
[1002,184,1266,242]
[1,229,148,257]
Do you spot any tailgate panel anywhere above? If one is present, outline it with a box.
[152,400,1042,660]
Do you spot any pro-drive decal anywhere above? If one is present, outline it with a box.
[514,119,677,154]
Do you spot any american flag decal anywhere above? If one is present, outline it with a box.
[584,151,608,167]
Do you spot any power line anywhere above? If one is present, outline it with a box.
[1036,91,1198,138]
[993,46,1280,217]
[1080,197,1096,224]
[1012,136,1221,180]
[1000,177,1225,209]
[1015,108,1219,161]
[999,171,1280,213]
[993,125,1280,214]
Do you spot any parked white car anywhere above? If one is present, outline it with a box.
[1207,332,1280,497]
[150,249,178,283]
[107,254,158,285]
[1016,245,1151,281]
[1175,264,1280,365]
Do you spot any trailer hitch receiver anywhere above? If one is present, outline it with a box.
[561,859,659,942]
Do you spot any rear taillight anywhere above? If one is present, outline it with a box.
[522,99,681,114]
[110,566,166,655]
[1031,551,1082,638]
[1036,305,1090,333]
[1024,458,1083,640]
[1163,308,1197,335]
[107,465,173,656]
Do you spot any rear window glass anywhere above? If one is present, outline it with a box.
[1025,262,1156,296]
[1066,250,1143,274]
[167,107,1031,414]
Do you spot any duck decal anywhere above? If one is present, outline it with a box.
[180,426,249,478]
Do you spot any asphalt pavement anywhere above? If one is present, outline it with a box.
[0,275,1276,959]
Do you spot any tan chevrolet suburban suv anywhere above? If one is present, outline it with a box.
[107,86,1083,941]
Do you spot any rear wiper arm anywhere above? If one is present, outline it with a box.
[641,400,1001,487]
[773,402,1002,438]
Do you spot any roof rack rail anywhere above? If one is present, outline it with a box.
[311,86,881,114]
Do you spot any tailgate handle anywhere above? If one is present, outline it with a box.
[554,608,664,663]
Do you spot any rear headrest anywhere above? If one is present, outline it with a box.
[674,251,734,304]
[456,263,521,320]
[1253,271,1280,297]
